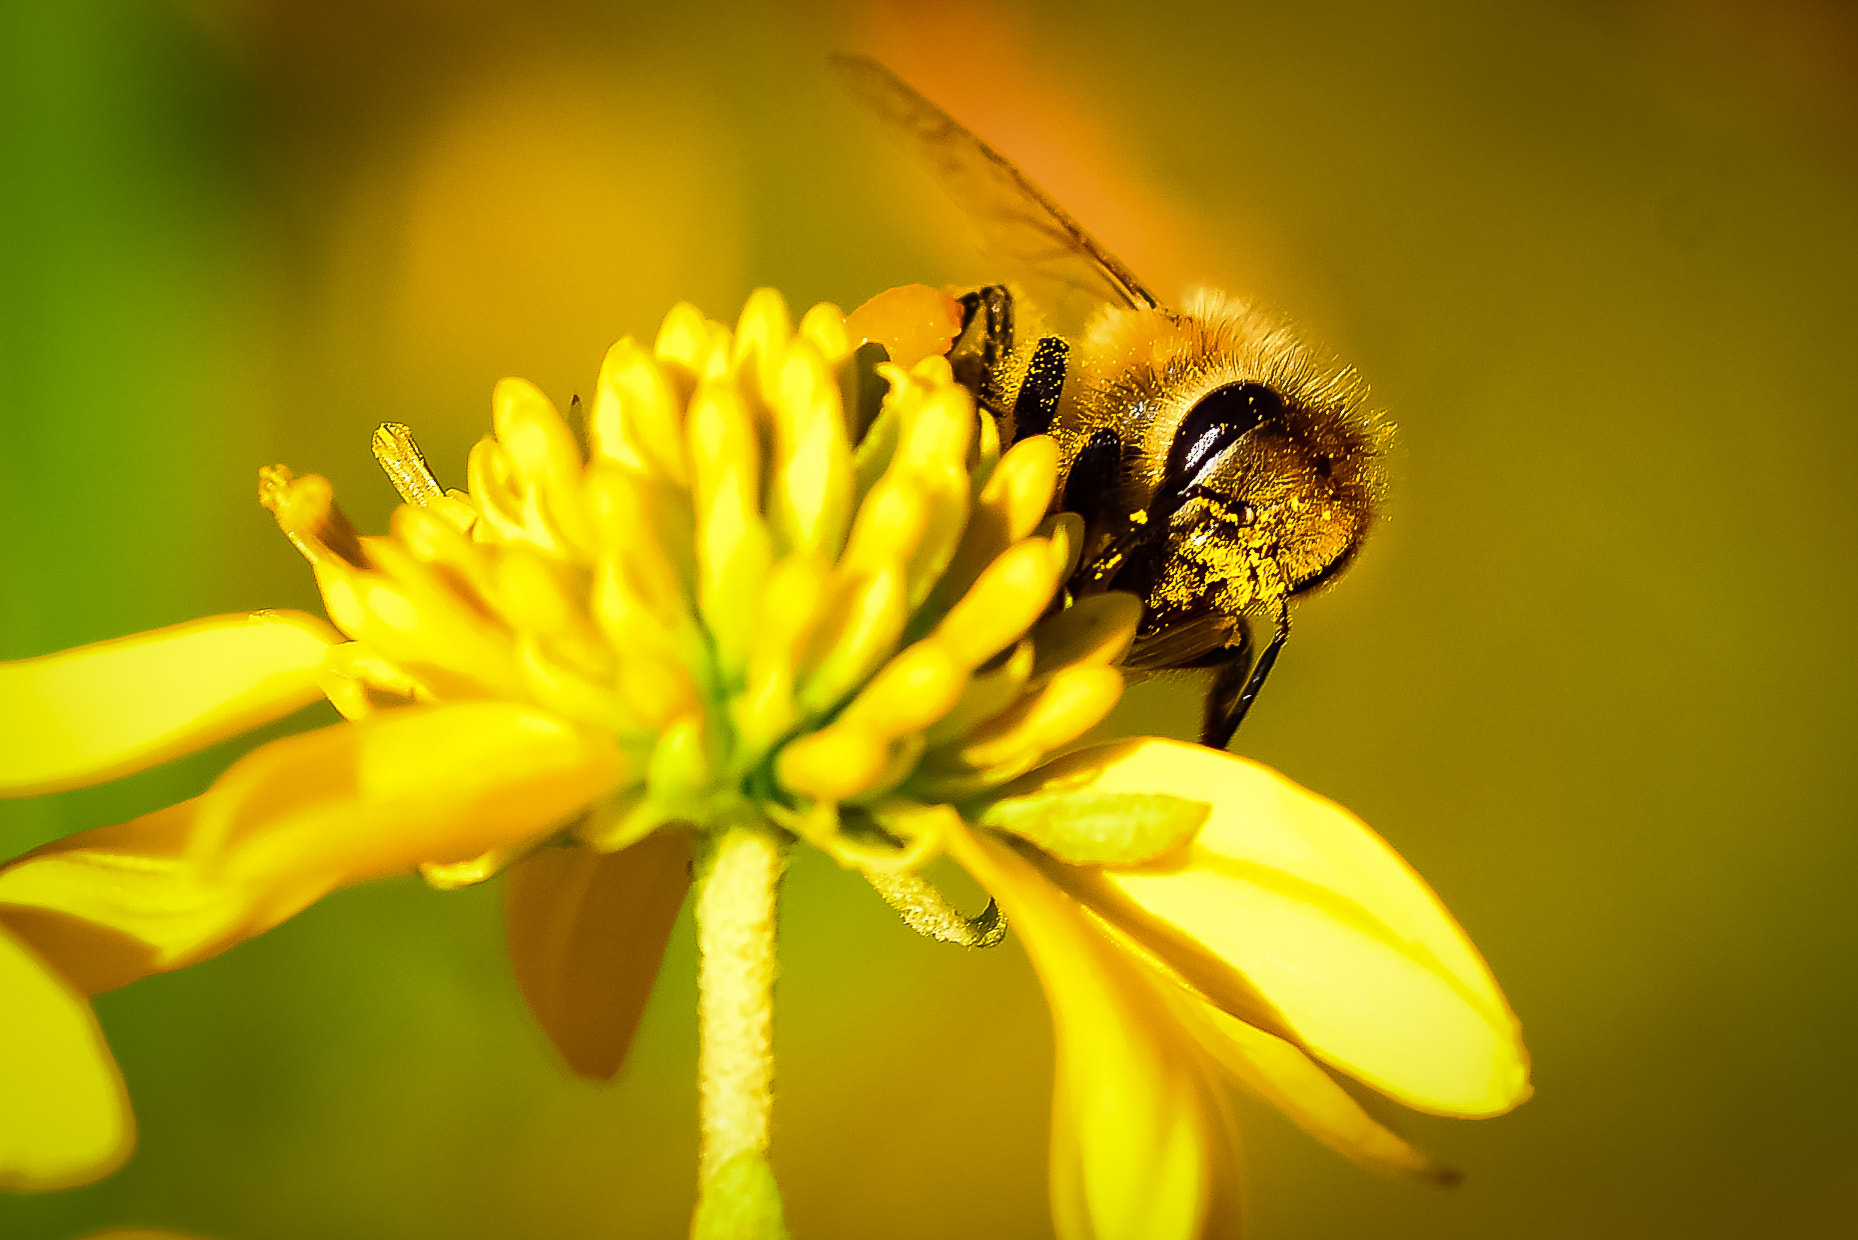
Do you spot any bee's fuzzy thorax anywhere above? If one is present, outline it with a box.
[1067,289,1390,506]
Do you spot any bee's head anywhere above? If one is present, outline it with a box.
[1163,381,1383,597]
[1079,294,1389,627]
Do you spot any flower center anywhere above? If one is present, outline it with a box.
[262,291,1137,869]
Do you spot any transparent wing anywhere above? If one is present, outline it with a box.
[832,53,1160,322]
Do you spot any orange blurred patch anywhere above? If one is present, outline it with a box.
[846,283,965,367]
[848,0,1244,305]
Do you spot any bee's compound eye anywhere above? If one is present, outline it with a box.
[1166,382,1286,484]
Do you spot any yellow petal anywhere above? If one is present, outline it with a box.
[796,300,851,364]
[492,379,583,506]
[733,555,833,759]
[592,338,677,477]
[504,832,692,1080]
[931,433,1061,612]
[732,287,793,376]
[687,380,773,680]
[932,537,1065,669]
[948,664,1124,772]
[839,639,968,736]
[945,821,1235,1240]
[190,705,628,922]
[767,338,854,559]
[583,463,699,629]
[0,798,250,991]
[774,722,889,803]
[0,612,338,797]
[258,467,368,569]
[923,639,1034,746]
[797,566,907,716]
[912,665,1124,803]
[1023,739,1530,1117]
[839,476,928,580]
[1178,991,1447,1182]
[0,924,132,1191]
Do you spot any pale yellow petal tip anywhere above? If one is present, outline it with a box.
[733,286,794,364]
[796,300,851,361]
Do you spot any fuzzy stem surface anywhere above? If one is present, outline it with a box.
[694,821,786,1189]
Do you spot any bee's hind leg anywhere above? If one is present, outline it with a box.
[1199,608,1290,749]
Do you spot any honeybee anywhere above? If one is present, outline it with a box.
[834,55,1388,749]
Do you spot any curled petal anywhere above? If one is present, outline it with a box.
[505,832,692,1080]
[190,704,629,926]
[1018,739,1530,1117]
[946,821,1236,1240]
[0,612,338,797]
[0,924,132,1191]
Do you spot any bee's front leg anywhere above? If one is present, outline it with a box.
[1199,608,1290,749]
[950,285,1016,421]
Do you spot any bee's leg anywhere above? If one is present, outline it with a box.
[1061,428,1122,529]
[951,285,1016,421]
[1200,608,1290,749]
[1010,335,1069,441]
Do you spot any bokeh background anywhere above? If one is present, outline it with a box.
[4,0,1856,1236]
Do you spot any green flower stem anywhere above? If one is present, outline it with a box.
[692,819,789,1239]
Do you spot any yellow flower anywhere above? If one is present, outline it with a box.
[0,290,1527,1235]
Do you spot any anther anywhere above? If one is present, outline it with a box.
[372,422,446,507]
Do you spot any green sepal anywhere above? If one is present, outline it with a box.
[977,790,1212,866]
[692,1150,789,1240]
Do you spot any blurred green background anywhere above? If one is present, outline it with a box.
[3,0,1856,1236]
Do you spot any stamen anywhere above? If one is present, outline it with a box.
[258,465,369,568]
[865,870,1007,947]
[372,422,446,507]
